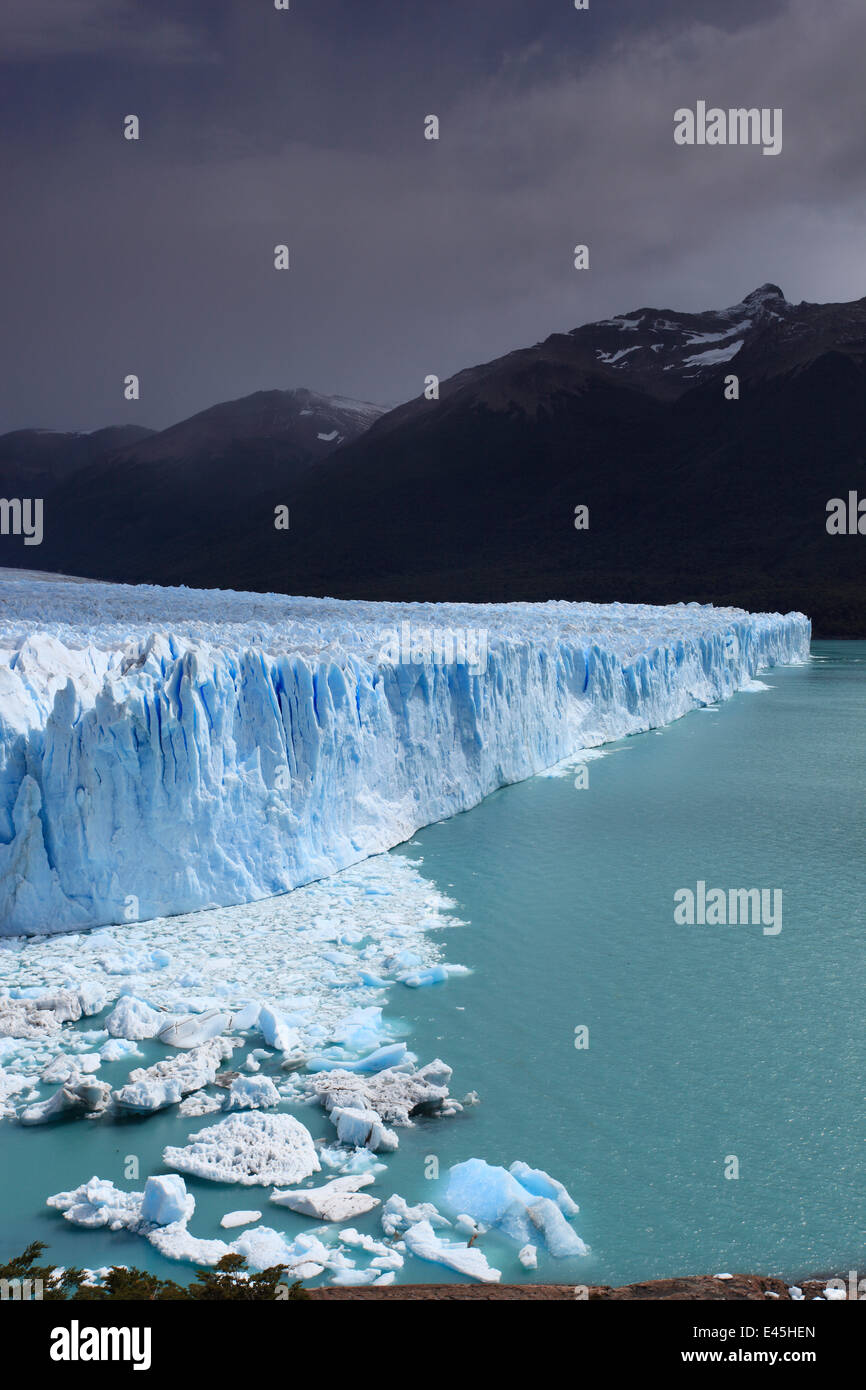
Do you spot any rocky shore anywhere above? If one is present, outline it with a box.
[310,1274,846,1301]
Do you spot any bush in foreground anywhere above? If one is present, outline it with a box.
[0,1242,308,1300]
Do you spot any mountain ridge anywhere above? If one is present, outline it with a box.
[1,287,864,635]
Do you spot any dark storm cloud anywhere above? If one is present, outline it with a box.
[0,0,862,431]
[0,0,214,61]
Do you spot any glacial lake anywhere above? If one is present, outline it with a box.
[1,639,863,1287]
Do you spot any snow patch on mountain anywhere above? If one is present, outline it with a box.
[682,340,744,366]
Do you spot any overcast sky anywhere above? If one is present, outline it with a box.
[1,0,863,432]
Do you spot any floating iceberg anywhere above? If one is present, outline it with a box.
[270,1174,379,1222]
[104,997,166,1041]
[112,1036,236,1113]
[220,1210,262,1229]
[19,1077,112,1125]
[0,577,809,934]
[48,1174,193,1231]
[380,1193,451,1238]
[48,1177,145,1231]
[221,1074,281,1111]
[330,1105,399,1153]
[305,1042,408,1074]
[0,987,105,1037]
[445,1158,588,1258]
[402,1219,502,1283]
[156,1009,234,1048]
[256,1005,299,1054]
[163,1111,321,1187]
[303,1058,453,1126]
[139,1174,195,1227]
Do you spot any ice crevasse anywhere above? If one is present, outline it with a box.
[0,577,810,934]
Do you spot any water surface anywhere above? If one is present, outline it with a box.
[2,641,862,1287]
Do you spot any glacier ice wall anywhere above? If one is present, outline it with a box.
[0,577,810,935]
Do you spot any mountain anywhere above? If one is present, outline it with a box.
[211,284,866,634]
[0,425,156,493]
[565,282,790,398]
[104,388,383,467]
[2,289,864,634]
[0,389,385,583]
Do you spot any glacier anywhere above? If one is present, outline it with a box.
[0,574,809,935]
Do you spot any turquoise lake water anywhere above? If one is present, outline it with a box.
[1,640,863,1287]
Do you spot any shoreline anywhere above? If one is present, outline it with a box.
[308,1273,850,1301]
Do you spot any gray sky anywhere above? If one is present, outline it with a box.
[1,0,863,431]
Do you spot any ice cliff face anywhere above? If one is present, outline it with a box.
[0,576,810,935]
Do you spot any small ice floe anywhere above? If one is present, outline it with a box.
[519,1244,538,1270]
[329,1006,390,1053]
[445,1158,587,1258]
[715,1272,733,1280]
[304,1057,453,1128]
[48,1177,145,1231]
[80,1266,117,1288]
[318,1144,386,1178]
[1,988,107,1038]
[113,1036,237,1113]
[381,1194,450,1238]
[0,1071,31,1118]
[270,1174,379,1222]
[330,1106,399,1153]
[788,1285,804,1300]
[178,1090,222,1117]
[328,1268,381,1287]
[48,1174,193,1232]
[156,1009,234,1048]
[400,964,469,989]
[256,1005,300,1054]
[140,1175,195,1226]
[537,746,611,779]
[41,1053,101,1084]
[221,1075,280,1112]
[99,1038,142,1063]
[338,1227,403,1272]
[229,1227,352,1280]
[403,1220,501,1284]
[305,1042,408,1074]
[0,1000,63,1040]
[19,1077,112,1125]
[104,997,166,1041]
[148,1225,236,1267]
[823,1285,847,1301]
[163,1111,321,1187]
[220,1210,262,1229]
